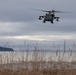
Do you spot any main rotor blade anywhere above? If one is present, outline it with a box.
[30,8,72,13]
[52,10,72,13]
[31,8,52,12]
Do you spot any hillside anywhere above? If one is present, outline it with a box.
[0,46,14,51]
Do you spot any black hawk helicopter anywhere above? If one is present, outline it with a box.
[34,9,70,24]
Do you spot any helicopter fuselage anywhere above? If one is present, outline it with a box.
[45,14,54,20]
[33,9,70,24]
[39,13,59,24]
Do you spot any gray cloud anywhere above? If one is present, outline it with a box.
[0,19,76,36]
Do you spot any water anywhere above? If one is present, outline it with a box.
[0,51,76,64]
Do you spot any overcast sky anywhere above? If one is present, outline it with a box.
[0,0,76,50]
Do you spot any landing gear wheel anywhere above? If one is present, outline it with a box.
[51,20,54,24]
[43,20,46,23]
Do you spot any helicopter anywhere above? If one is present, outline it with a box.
[34,9,70,24]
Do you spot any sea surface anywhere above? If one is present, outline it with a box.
[0,51,76,64]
